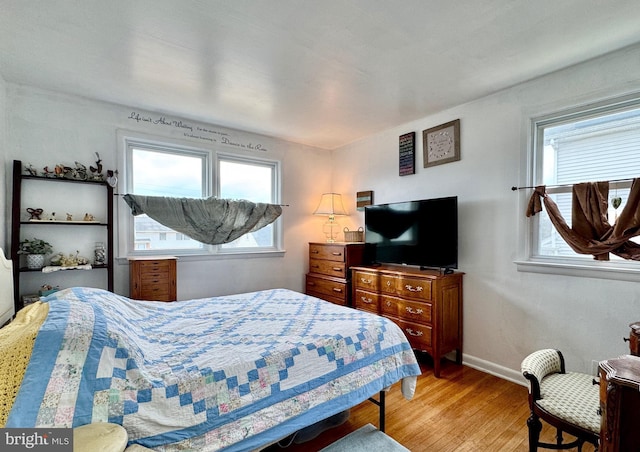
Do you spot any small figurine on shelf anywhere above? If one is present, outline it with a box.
[54,164,65,177]
[42,166,55,177]
[50,251,89,267]
[94,242,106,265]
[24,163,38,176]
[26,207,44,220]
[49,212,57,221]
[90,152,104,180]
[106,169,118,188]
[39,284,60,297]
[83,213,95,221]
[66,213,73,221]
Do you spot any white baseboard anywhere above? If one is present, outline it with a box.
[462,354,527,387]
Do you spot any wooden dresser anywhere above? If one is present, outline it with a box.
[599,354,640,452]
[305,242,365,306]
[129,256,177,302]
[351,264,463,377]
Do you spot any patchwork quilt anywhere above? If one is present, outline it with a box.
[7,287,420,451]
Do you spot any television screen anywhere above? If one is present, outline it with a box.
[364,196,458,270]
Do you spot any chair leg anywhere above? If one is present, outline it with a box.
[555,427,564,446]
[527,413,542,452]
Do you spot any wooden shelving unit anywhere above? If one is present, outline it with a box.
[10,160,114,312]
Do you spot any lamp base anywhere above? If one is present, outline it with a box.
[322,216,341,242]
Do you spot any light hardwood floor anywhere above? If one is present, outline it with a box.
[265,354,597,451]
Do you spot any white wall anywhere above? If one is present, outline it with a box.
[0,74,7,251]
[5,85,334,299]
[333,44,640,382]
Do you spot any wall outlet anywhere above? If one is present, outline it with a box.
[591,360,600,376]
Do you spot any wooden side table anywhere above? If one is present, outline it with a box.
[129,256,177,302]
[626,321,640,356]
[599,355,640,452]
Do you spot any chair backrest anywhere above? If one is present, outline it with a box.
[521,348,565,395]
[0,248,15,326]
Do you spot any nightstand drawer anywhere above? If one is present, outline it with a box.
[305,275,348,303]
[309,244,347,262]
[309,258,346,278]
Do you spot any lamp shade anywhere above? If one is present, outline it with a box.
[313,193,348,216]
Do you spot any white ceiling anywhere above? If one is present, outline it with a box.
[3,1,640,149]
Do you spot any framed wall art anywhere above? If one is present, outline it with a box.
[356,190,373,211]
[423,119,460,168]
[399,132,415,176]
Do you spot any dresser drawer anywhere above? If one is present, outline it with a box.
[138,285,171,300]
[380,275,432,301]
[389,317,433,350]
[309,258,346,278]
[353,270,379,291]
[397,276,432,301]
[353,289,380,313]
[137,259,172,272]
[309,244,347,262]
[381,295,432,324]
[305,275,348,303]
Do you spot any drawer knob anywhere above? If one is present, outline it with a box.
[361,297,373,304]
[405,284,423,292]
[332,267,342,272]
[361,277,372,284]
[406,307,424,315]
[405,328,424,337]
[332,287,343,293]
[331,252,342,256]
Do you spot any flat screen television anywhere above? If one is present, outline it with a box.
[364,196,458,270]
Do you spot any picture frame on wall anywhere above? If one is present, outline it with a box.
[423,119,460,168]
[399,132,415,176]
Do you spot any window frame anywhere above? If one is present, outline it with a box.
[117,131,284,259]
[515,93,640,282]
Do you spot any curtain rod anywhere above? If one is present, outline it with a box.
[113,193,289,206]
[511,177,636,191]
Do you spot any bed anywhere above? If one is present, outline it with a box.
[1,278,421,451]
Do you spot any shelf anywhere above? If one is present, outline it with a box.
[19,264,109,273]
[21,174,108,186]
[21,221,108,226]
[11,159,114,312]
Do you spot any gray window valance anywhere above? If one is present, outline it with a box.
[123,194,282,245]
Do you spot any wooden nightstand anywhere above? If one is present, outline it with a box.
[305,242,365,306]
[129,256,177,302]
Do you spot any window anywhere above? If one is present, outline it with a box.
[217,156,280,251]
[121,134,282,256]
[522,94,640,275]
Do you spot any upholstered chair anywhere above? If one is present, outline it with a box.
[521,349,600,451]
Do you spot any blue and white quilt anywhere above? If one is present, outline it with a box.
[7,287,421,451]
